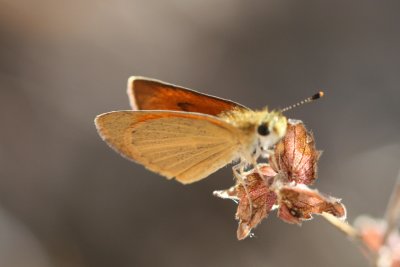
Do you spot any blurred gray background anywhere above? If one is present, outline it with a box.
[1,1,400,266]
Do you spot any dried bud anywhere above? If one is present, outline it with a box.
[271,119,321,185]
[355,216,386,252]
[355,216,400,267]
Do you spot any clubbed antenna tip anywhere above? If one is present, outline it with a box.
[312,91,324,100]
[282,90,325,112]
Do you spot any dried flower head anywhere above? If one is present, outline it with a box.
[214,120,346,239]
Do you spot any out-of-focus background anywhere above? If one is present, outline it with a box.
[1,1,400,266]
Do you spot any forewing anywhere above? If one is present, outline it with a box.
[127,76,248,115]
[95,111,242,184]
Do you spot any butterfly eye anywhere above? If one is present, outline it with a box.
[257,124,270,136]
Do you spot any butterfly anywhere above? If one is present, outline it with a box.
[95,77,320,184]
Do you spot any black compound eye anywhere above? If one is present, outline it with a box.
[257,124,270,136]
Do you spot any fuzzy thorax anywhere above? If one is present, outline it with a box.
[219,107,288,161]
[219,107,287,138]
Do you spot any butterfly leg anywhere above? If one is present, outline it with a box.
[232,162,253,217]
[253,146,277,201]
[252,145,269,177]
[260,147,274,159]
[254,141,274,162]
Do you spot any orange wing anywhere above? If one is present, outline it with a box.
[127,76,249,116]
[95,110,244,184]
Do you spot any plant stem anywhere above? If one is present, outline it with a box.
[383,169,400,244]
[320,212,359,238]
[320,212,377,265]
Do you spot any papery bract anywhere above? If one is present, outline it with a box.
[271,119,321,185]
[278,185,346,224]
[214,167,277,240]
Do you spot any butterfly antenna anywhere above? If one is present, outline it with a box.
[281,91,324,112]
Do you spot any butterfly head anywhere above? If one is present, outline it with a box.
[257,110,287,151]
